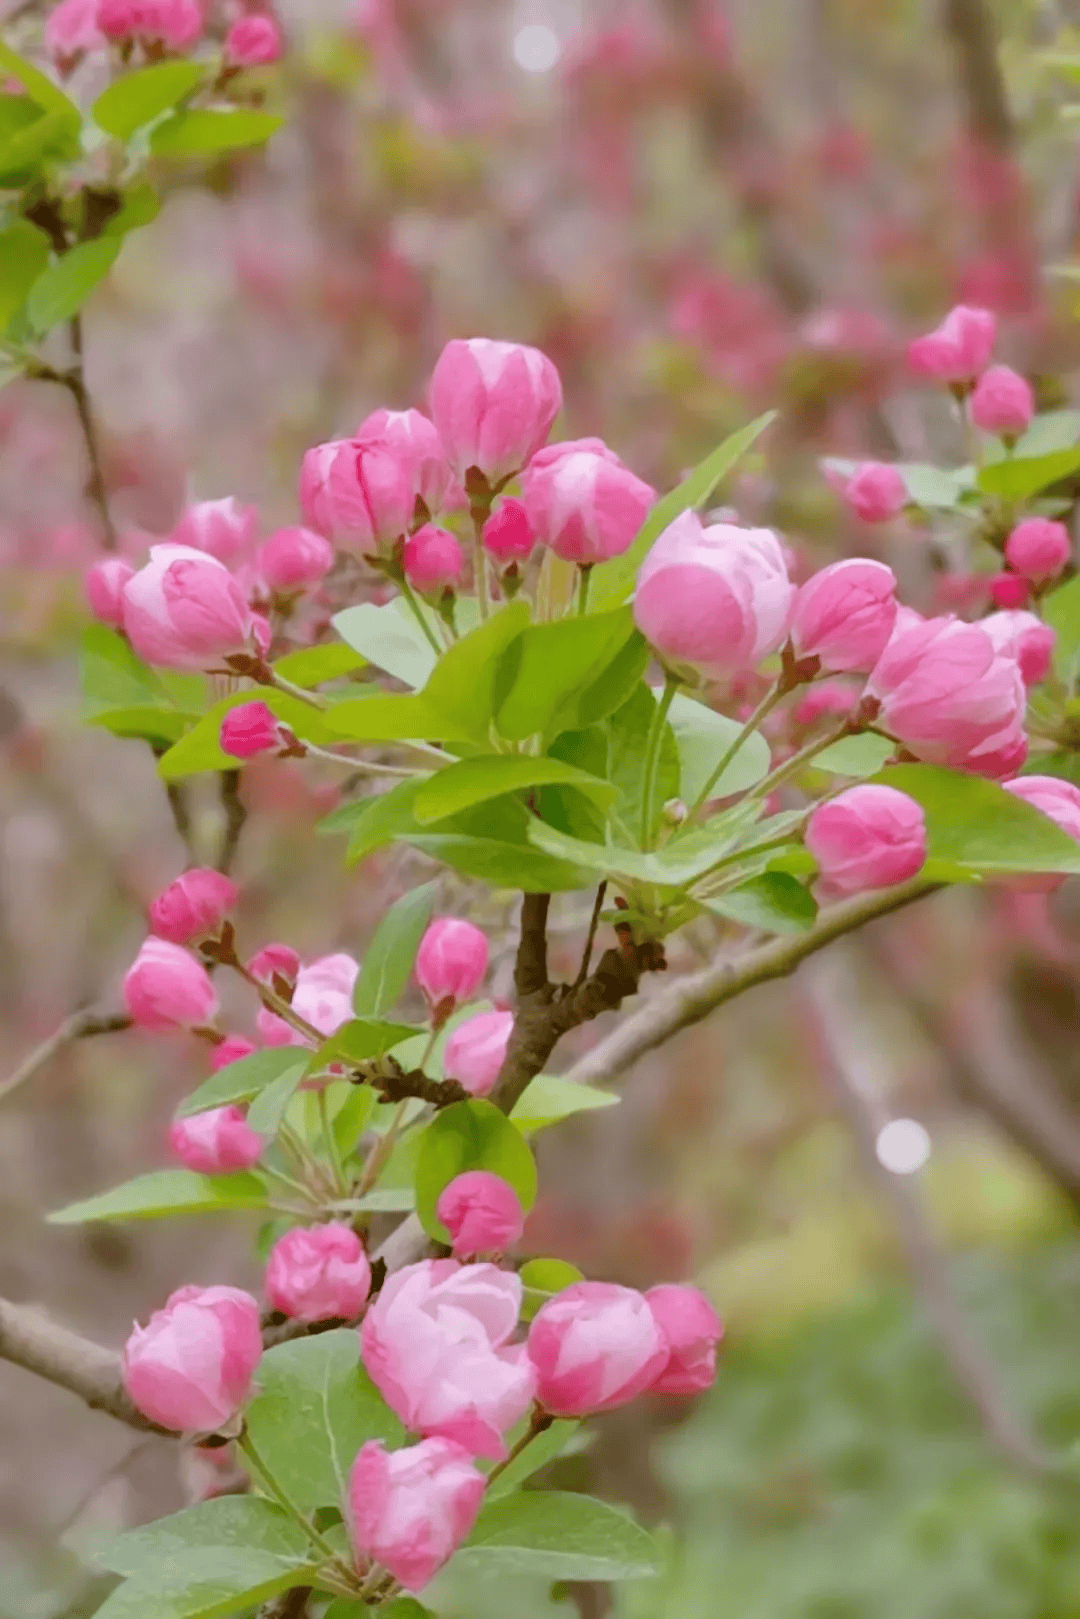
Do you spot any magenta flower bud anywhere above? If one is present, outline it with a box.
[436,1172,525,1257]
[220,701,280,759]
[247,942,301,987]
[414,918,488,1007]
[989,571,1030,610]
[45,0,106,60]
[265,1222,372,1322]
[792,681,855,729]
[790,558,898,673]
[867,615,1028,777]
[292,953,358,1037]
[527,1282,668,1417]
[359,407,455,519]
[98,0,204,48]
[633,511,796,680]
[173,499,258,565]
[1004,518,1071,584]
[85,557,134,628]
[348,1438,485,1594]
[907,304,996,382]
[224,14,283,65]
[149,868,239,945]
[258,527,334,594]
[839,462,908,524]
[211,1035,257,1071]
[168,1106,263,1175]
[969,365,1035,436]
[483,497,535,562]
[256,1006,296,1048]
[522,438,655,565]
[981,609,1055,687]
[645,1285,724,1395]
[123,937,219,1032]
[121,1285,262,1433]
[300,438,412,553]
[806,785,927,898]
[404,525,465,594]
[442,1010,513,1097]
[122,544,257,672]
[1002,774,1080,892]
[428,338,563,484]
[361,1260,535,1459]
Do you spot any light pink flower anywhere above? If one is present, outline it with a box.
[224,14,283,65]
[1004,519,1071,584]
[969,365,1035,436]
[806,785,927,897]
[348,1438,485,1592]
[258,528,334,593]
[358,407,454,519]
[168,1106,262,1175]
[292,953,358,1037]
[220,701,281,759]
[1001,774,1080,892]
[436,1172,525,1257]
[122,544,257,672]
[527,1281,668,1416]
[414,918,488,1007]
[790,558,898,673]
[122,1285,262,1432]
[837,462,908,524]
[404,525,464,593]
[248,943,301,987]
[442,1010,513,1097]
[98,0,204,47]
[211,1036,256,1071]
[265,1223,372,1322]
[45,0,106,60]
[149,868,239,945]
[173,499,258,565]
[907,304,996,382]
[123,938,219,1031]
[522,437,655,565]
[85,557,134,628]
[482,497,535,562]
[980,609,1055,687]
[428,339,563,484]
[645,1284,724,1395]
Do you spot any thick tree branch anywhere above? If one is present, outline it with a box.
[0,1299,165,1432]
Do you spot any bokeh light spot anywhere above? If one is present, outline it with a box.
[513,23,561,73]
[875,1118,931,1175]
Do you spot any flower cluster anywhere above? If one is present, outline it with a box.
[46,0,283,68]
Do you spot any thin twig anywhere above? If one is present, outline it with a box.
[65,315,118,552]
[0,1009,131,1106]
[216,769,247,875]
[574,884,608,988]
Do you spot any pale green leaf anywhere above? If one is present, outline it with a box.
[27,237,122,334]
[332,600,438,690]
[151,109,283,156]
[93,63,205,140]
[456,1492,660,1581]
[352,880,438,1017]
[413,756,616,824]
[415,1100,537,1242]
[177,1051,308,1118]
[510,1074,619,1133]
[48,1170,268,1224]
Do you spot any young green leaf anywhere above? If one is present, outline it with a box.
[98,1497,310,1577]
[322,692,472,745]
[156,689,344,779]
[327,778,432,868]
[85,1551,310,1619]
[811,732,896,778]
[27,237,123,333]
[703,872,818,934]
[93,62,205,140]
[407,827,594,892]
[420,601,531,739]
[304,1019,419,1077]
[874,763,1080,874]
[483,1419,582,1500]
[415,1101,537,1242]
[272,642,367,689]
[332,599,439,689]
[668,693,771,802]
[520,1258,586,1321]
[332,1083,378,1158]
[1043,574,1080,693]
[0,219,49,329]
[493,609,640,741]
[151,109,284,155]
[510,1074,619,1133]
[456,1491,661,1581]
[246,1068,306,1137]
[413,755,616,825]
[177,1050,308,1117]
[977,448,1080,500]
[352,880,438,1017]
[0,42,81,126]
[48,1169,268,1224]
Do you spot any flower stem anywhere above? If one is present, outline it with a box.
[471,512,491,621]
[687,680,786,819]
[749,720,858,803]
[486,1407,555,1488]
[356,1099,409,1198]
[268,671,329,710]
[398,577,444,656]
[577,565,592,616]
[237,1430,339,1565]
[640,673,681,850]
[318,1087,348,1197]
[302,742,420,778]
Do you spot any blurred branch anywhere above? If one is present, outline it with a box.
[216,769,247,875]
[806,951,1056,1477]
[0,1299,165,1432]
[66,313,118,552]
[0,1007,131,1106]
[942,0,1014,152]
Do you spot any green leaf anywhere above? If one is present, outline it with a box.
[977,449,1080,500]
[178,1050,308,1118]
[80,623,197,715]
[415,1100,537,1242]
[86,1552,309,1619]
[456,1492,661,1581]
[484,1419,581,1499]
[494,609,640,741]
[103,180,161,236]
[0,219,48,329]
[421,601,531,739]
[332,600,438,690]
[332,778,431,867]
[353,880,438,1017]
[414,756,616,825]
[26,237,122,333]
[272,643,367,689]
[93,62,205,140]
[408,827,593,892]
[0,106,77,181]
[874,763,1080,874]
[246,1067,305,1138]
[157,689,344,779]
[1043,575,1080,692]
[591,411,777,610]
[1009,409,1080,458]
[98,1497,309,1577]
[323,692,473,745]
[0,43,81,127]
[896,462,970,510]
[704,872,818,934]
[812,731,896,778]
[244,1329,405,1513]
[668,693,771,802]
[526,818,733,888]
[510,1074,619,1133]
[520,1259,585,1322]
[89,703,198,745]
[151,109,283,156]
[305,1018,418,1077]
[332,1083,377,1158]
[48,1169,268,1224]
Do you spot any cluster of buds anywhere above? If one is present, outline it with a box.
[46,0,283,68]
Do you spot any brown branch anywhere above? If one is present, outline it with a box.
[65,314,118,552]
[0,1008,132,1106]
[216,769,248,875]
[0,1299,166,1433]
[942,0,1014,153]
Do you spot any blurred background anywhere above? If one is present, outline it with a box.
[6,0,1080,1615]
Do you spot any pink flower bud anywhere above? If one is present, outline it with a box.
[224,14,283,65]
[1004,518,1071,583]
[220,701,280,759]
[436,1172,525,1257]
[123,937,219,1032]
[265,1222,372,1322]
[790,559,898,673]
[522,438,655,565]
[292,952,358,1037]
[980,609,1055,687]
[258,527,334,593]
[45,0,106,60]
[482,497,535,562]
[969,365,1035,436]
[428,338,563,484]
[806,785,927,897]
[98,0,204,48]
[907,304,996,382]
[792,681,855,729]
[122,544,257,672]
[867,615,1028,777]
[989,571,1029,609]
[645,1284,724,1395]
[404,525,464,594]
[248,942,301,987]
[1002,774,1080,892]
[633,511,796,679]
[359,407,454,519]
[85,557,134,628]
[149,868,239,945]
[348,1438,485,1593]
[300,438,411,552]
[414,918,488,1006]
[443,1010,513,1097]
[173,499,258,565]
[527,1281,668,1416]
[838,462,908,524]
[168,1106,263,1175]
[211,1035,256,1071]
[361,1260,535,1459]
[256,1006,295,1048]
[122,1285,262,1432]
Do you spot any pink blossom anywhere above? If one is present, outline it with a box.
[1004,518,1071,584]
[414,918,488,1007]
[522,438,655,565]
[790,559,898,673]
[85,557,134,628]
[173,499,258,565]
[224,14,283,66]
[443,1010,513,1097]
[258,528,334,594]
[837,462,908,524]
[907,304,996,382]
[428,339,563,485]
[122,1285,262,1432]
[527,1281,668,1416]
[482,497,535,562]
[299,438,413,553]
[292,953,358,1037]
[645,1284,724,1395]
[97,0,204,48]
[348,1438,485,1593]
[436,1172,525,1257]
[45,0,106,60]
[969,365,1035,437]
[360,1260,535,1459]
[123,938,219,1031]
[220,701,280,759]
[980,610,1055,687]
[149,868,239,945]
[633,511,795,679]
[989,572,1030,610]
[792,682,855,729]
[1002,775,1080,892]
[122,544,257,672]
[168,1106,262,1175]
[358,407,454,520]
[265,1223,372,1322]
[248,943,301,987]
[404,525,464,593]
[806,785,927,897]
[211,1036,256,1071]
